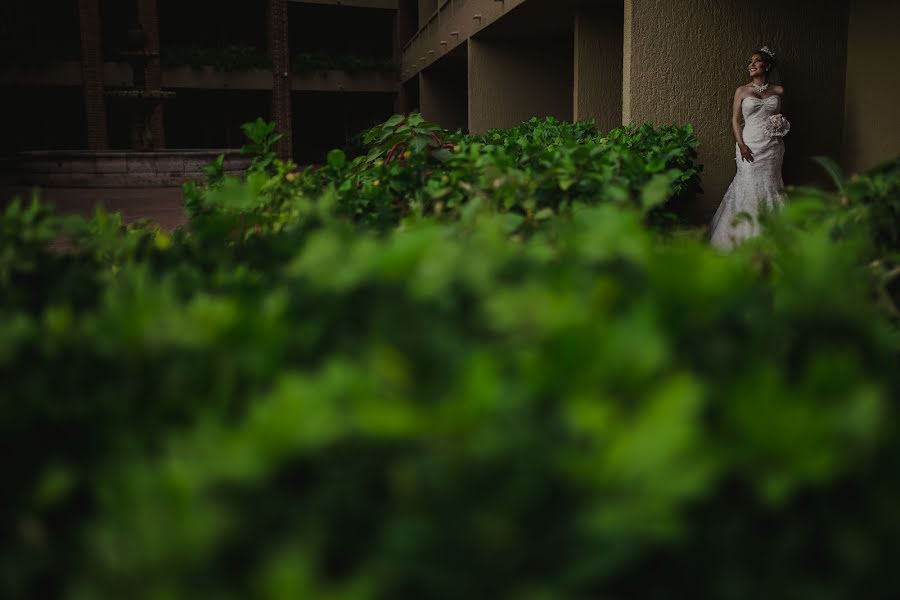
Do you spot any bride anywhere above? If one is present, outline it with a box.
[709,46,788,250]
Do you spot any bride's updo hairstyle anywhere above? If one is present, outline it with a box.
[753,46,778,72]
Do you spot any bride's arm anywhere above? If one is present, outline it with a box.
[775,85,786,143]
[732,88,753,162]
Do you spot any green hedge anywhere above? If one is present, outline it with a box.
[247,115,702,232]
[1,116,898,599]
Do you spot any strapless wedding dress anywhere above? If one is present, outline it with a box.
[709,95,785,250]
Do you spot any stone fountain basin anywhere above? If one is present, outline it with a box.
[10,149,251,188]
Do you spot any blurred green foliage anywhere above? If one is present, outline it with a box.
[0,115,898,599]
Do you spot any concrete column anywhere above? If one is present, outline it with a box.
[623,0,850,219]
[78,0,108,150]
[419,58,468,131]
[137,0,165,148]
[468,37,573,134]
[574,2,624,129]
[842,0,900,173]
[267,0,293,160]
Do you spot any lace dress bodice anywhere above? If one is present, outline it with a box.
[741,95,781,142]
[709,95,785,250]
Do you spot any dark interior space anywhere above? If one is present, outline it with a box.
[0,0,81,66]
[106,99,133,151]
[403,75,421,113]
[163,89,271,149]
[292,91,395,164]
[99,0,138,59]
[422,46,468,132]
[288,4,394,59]
[0,86,86,153]
[398,0,419,47]
[158,0,268,59]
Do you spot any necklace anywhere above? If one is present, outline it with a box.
[752,82,769,94]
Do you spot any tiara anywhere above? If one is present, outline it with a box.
[758,46,777,61]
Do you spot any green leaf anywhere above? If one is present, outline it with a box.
[641,174,672,209]
[813,156,848,195]
[326,149,346,170]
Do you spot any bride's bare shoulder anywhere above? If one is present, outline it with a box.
[773,84,785,95]
[734,84,753,98]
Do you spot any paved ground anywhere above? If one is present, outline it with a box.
[1,185,188,230]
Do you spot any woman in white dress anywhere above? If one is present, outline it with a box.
[709,47,789,250]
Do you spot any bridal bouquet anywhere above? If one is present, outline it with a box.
[764,114,791,138]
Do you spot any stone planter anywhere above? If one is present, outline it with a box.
[12,150,252,188]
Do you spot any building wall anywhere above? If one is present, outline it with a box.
[624,0,850,220]
[417,0,437,29]
[842,0,900,174]
[468,36,573,134]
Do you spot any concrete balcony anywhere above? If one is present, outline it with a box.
[162,65,398,93]
[0,62,133,88]
[0,62,397,94]
[400,0,530,82]
[290,0,398,7]
[400,0,621,135]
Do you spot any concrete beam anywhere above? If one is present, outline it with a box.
[574,2,623,130]
[0,62,132,87]
[468,36,572,134]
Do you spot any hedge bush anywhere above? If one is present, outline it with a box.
[272,115,702,230]
[0,116,898,599]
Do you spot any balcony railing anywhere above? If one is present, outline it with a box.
[402,0,466,53]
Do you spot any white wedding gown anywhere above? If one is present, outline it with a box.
[709,95,785,250]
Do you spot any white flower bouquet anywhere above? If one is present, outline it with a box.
[764,114,791,138]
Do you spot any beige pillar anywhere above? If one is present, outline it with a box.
[842,0,900,174]
[574,2,624,130]
[623,0,850,220]
[468,37,573,134]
